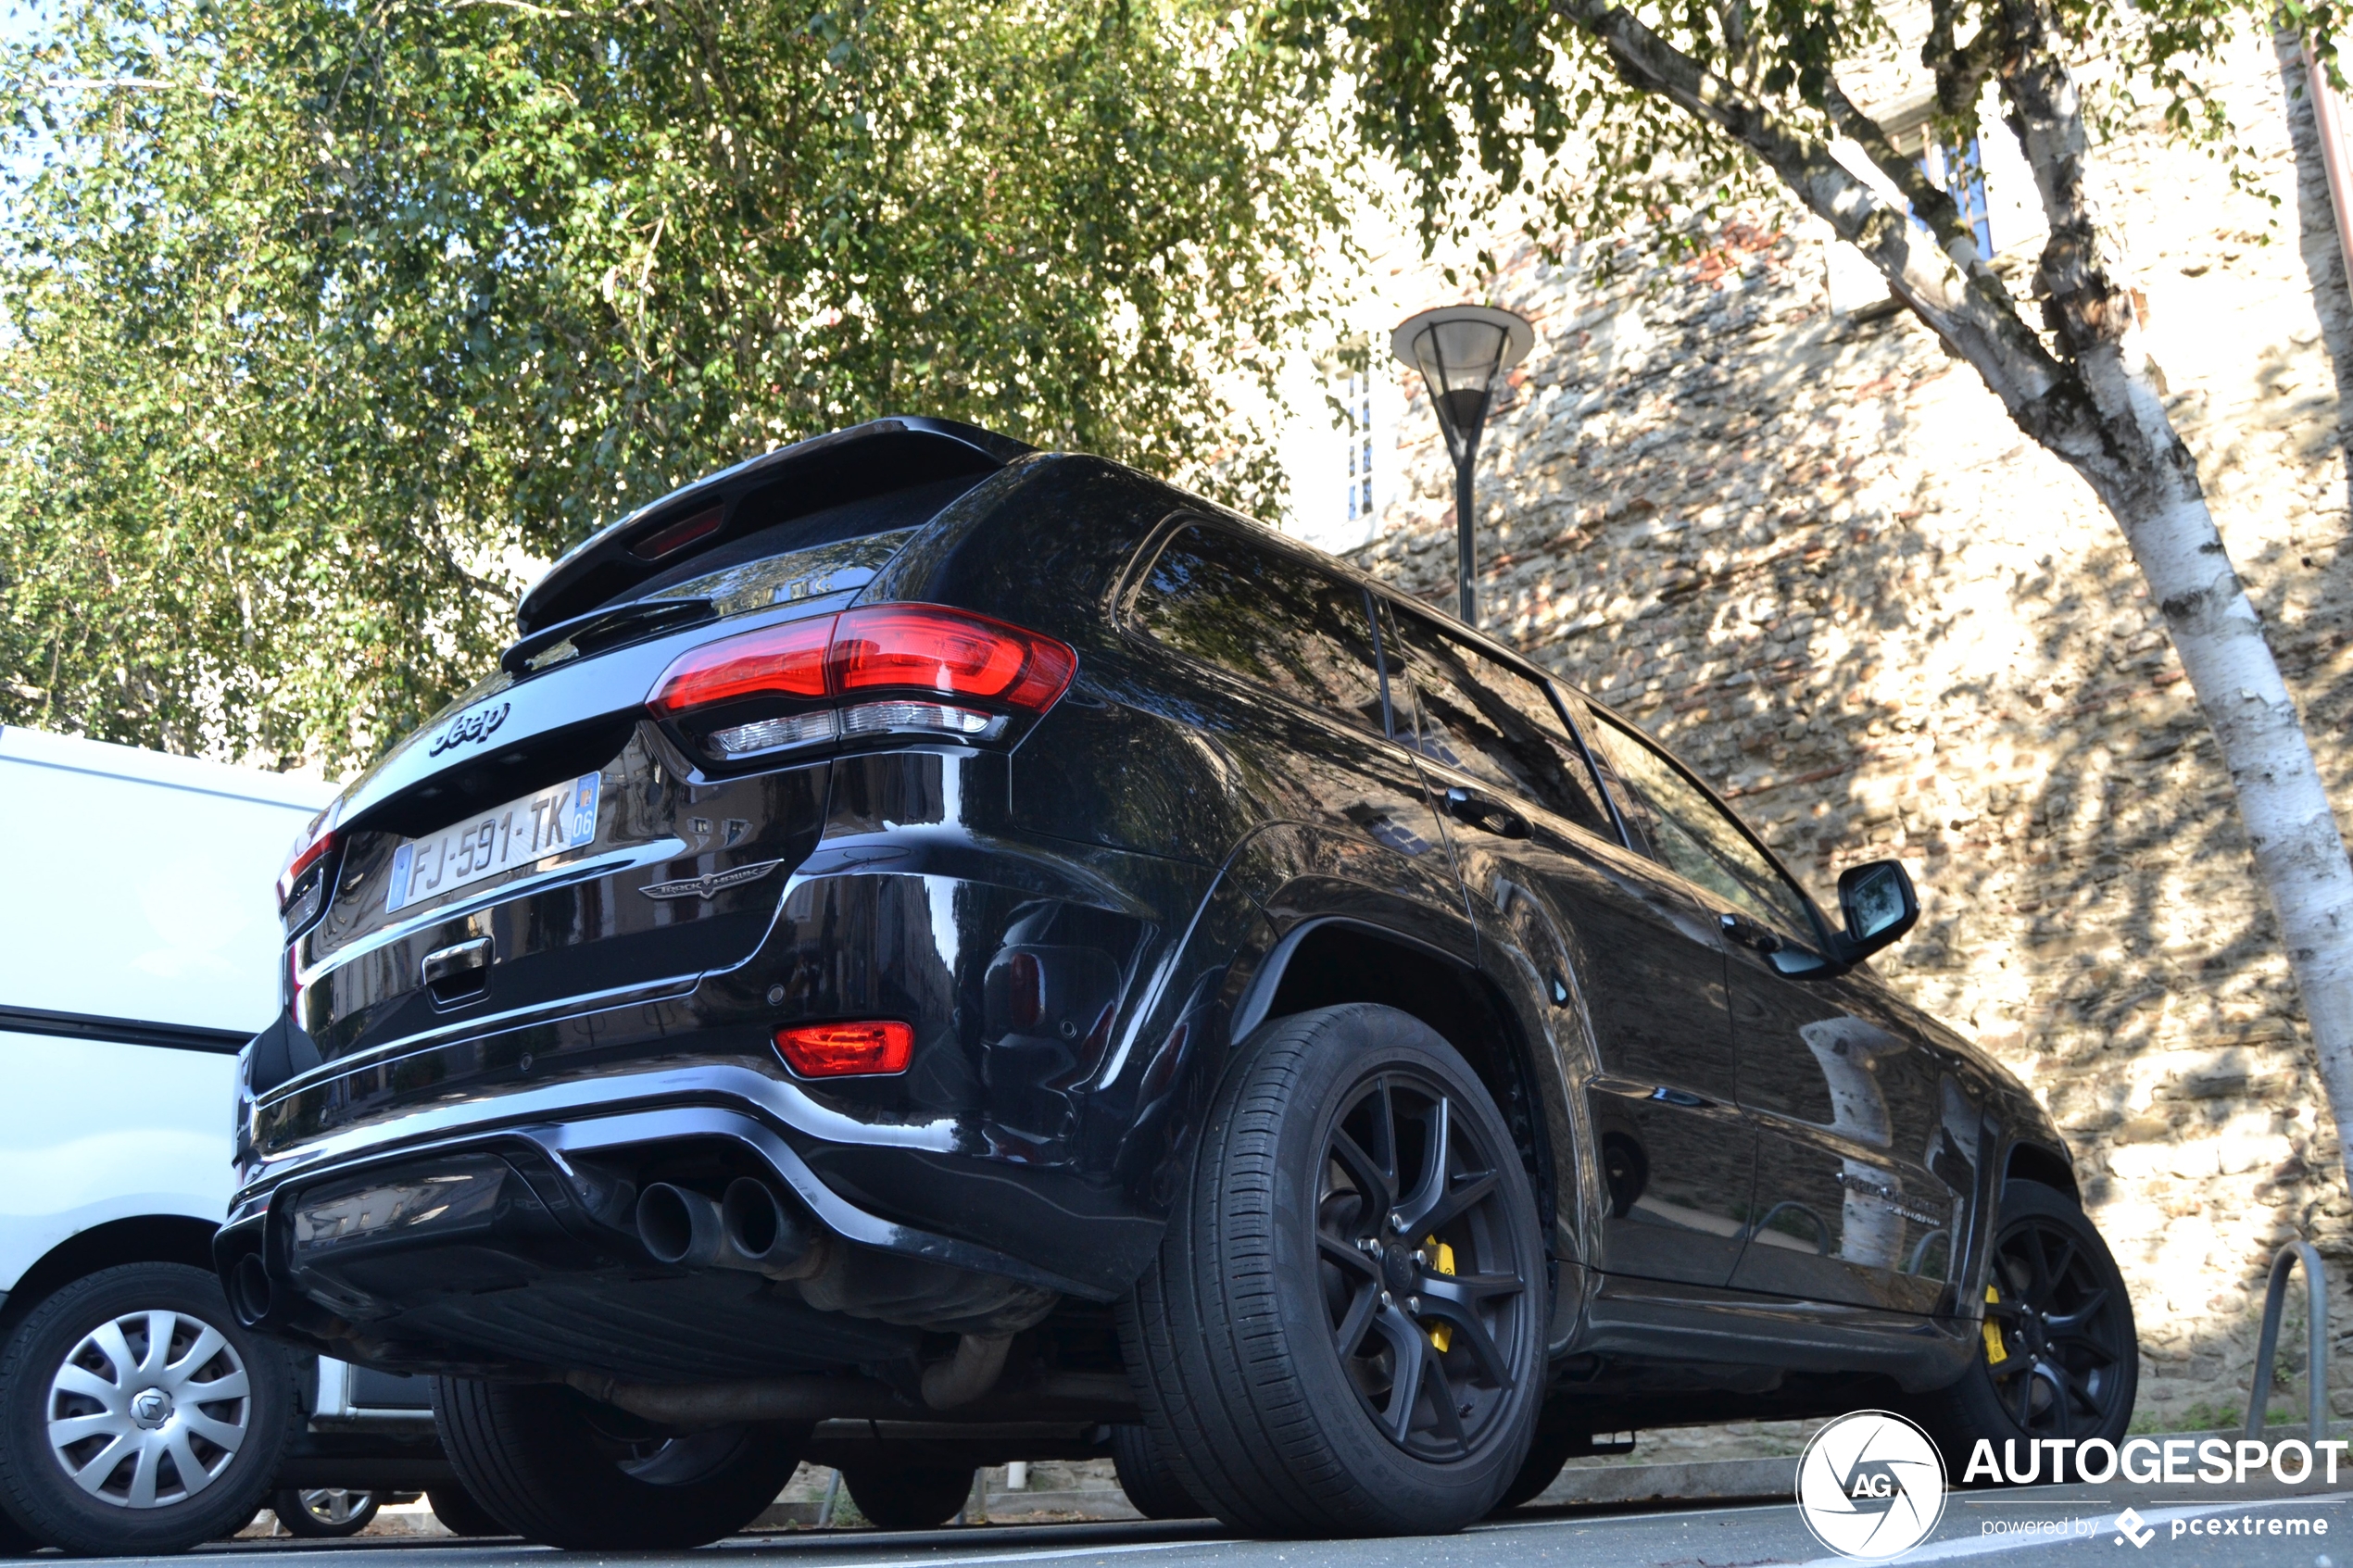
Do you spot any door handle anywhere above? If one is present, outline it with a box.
[422,935,493,1004]
[1718,911,1783,954]
[1442,786,1530,839]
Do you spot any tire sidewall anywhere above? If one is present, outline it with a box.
[0,1263,294,1555]
[1232,1005,1545,1529]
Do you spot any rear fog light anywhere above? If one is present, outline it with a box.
[774,1021,914,1077]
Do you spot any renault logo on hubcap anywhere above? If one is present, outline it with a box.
[130,1389,172,1428]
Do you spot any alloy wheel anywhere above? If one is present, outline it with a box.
[295,1489,376,1528]
[1314,1069,1531,1461]
[44,1309,251,1508]
[1982,1213,2129,1437]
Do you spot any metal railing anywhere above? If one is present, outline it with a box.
[2245,1239,2331,1440]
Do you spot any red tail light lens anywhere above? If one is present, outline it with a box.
[774,1021,914,1077]
[275,809,341,911]
[828,606,1075,709]
[647,604,1076,759]
[648,615,834,718]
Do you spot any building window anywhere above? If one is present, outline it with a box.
[1917,136,1994,257]
[1342,372,1374,522]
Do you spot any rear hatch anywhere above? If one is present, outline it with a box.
[278,421,1026,1080]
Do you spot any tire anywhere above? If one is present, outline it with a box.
[1121,1003,1547,1537]
[272,1487,380,1537]
[424,1481,508,1537]
[0,1262,295,1556]
[0,1509,41,1556]
[841,1465,972,1529]
[1914,1180,2138,1483]
[431,1377,801,1549]
[1488,1424,1579,1513]
[1109,1424,1204,1520]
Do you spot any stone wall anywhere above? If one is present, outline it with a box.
[1337,23,2353,1434]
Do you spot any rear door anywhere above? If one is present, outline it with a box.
[1579,712,1959,1311]
[1376,612,1755,1289]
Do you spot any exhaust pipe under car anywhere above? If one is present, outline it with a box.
[634,1178,831,1281]
[226,1252,276,1328]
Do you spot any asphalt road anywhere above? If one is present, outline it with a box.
[151,1484,2353,1568]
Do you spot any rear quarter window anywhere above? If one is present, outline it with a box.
[1130,522,1387,735]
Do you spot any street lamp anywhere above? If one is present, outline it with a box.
[1390,304,1534,627]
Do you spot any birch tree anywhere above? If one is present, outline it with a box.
[0,0,1342,771]
[1289,0,2353,1190]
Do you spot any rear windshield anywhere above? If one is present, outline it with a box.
[594,473,985,620]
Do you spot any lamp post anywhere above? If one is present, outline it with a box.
[1390,304,1534,627]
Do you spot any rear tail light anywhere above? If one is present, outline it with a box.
[649,605,1075,761]
[774,1021,914,1077]
[275,805,342,912]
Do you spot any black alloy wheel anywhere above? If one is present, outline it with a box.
[1914,1179,2136,1480]
[1122,1004,1544,1537]
[1981,1204,2132,1438]
[432,1377,802,1549]
[1315,1072,1530,1461]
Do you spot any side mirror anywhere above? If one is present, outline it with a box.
[1836,859,1919,960]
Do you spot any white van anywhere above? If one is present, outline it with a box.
[0,729,459,1553]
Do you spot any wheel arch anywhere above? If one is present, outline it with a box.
[0,1215,222,1336]
[2003,1140,2081,1205]
[1233,917,1554,1214]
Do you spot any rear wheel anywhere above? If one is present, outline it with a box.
[1489,1424,1579,1513]
[1915,1180,2137,1482]
[272,1487,380,1537]
[841,1465,971,1529]
[431,1377,800,1548]
[0,1262,294,1556]
[1122,1004,1546,1537]
[424,1481,507,1537]
[1109,1424,1203,1520]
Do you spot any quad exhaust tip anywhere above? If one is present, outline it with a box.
[635,1178,829,1281]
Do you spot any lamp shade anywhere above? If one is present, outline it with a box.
[1390,305,1535,464]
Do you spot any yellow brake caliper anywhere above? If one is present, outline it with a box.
[1982,1284,2008,1365]
[1426,1236,1456,1351]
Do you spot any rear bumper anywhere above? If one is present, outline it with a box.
[218,1071,1149,1379]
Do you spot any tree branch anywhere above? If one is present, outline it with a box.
[1991,0,2139,358]
[1818,73,1982,271]
[1548,0,2071,433]
[1925,0,2000,116]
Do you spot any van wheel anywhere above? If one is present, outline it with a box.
[1110,1424,1203,1520]
[272,1487,380,1537]
[432,1378,800,1548]
[0,1262,294,1557]
[842,1465,971,1529]
[1914,1180,2138,1482]
[1121,1003,1545,1536]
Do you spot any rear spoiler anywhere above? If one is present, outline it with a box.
[515,417,1034,636]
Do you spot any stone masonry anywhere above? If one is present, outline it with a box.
[1328,21,2353,1441]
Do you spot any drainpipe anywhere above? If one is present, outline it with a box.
[2305,36,2353,292]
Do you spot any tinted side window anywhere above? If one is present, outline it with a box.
[1386,610,1611,834]
[1133,524,1387,734]
[1587,714,1818,940]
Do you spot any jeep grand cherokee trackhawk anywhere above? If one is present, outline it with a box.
[219,417,2136,1545]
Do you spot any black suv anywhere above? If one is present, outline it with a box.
[220,418,2135,1544]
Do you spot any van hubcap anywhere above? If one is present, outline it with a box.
[46,1310,252,1508]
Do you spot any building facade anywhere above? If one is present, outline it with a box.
[1281,23,2353,1439]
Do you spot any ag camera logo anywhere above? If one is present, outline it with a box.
[1796,1410,1949,1560]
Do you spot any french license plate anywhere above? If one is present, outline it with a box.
[385,772,602,914]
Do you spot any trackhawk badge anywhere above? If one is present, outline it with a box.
[640,859,785,901]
